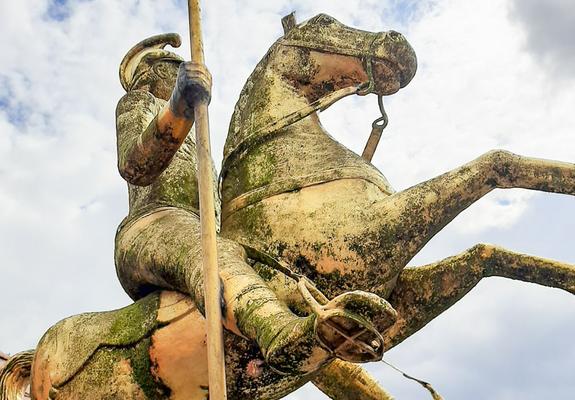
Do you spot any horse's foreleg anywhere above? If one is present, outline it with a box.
[383,244,575,349]
[312,359,394,400]
[377,151,575,268]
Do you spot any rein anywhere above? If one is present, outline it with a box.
[220,83,363,181]
[362,94,388,162]
[381,360,444,400]
[358,53,389,162]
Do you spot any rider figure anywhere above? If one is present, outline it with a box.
[114,33,392,375]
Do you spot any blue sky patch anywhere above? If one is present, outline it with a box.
[0,99,32,127]
[390,0,436,26]
[46,0,71,21]
[0,75,31,127]
[45,0,93,21]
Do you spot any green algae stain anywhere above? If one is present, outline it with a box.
[253,262,278,282]
[107,292,161,346]
[129,337,171,399]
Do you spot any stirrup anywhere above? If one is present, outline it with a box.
[297,278,397,363]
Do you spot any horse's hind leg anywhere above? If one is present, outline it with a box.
[383,244,575,349]
[372,150,575,274]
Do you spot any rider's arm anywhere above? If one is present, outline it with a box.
[115,90,194,186]
[115,62,211,186]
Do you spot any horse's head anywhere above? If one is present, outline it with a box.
[273,13,417,101]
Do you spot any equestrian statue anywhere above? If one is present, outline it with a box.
[1,12,574,400]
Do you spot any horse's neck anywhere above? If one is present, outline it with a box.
[231,67,325,141]
[265,74,311,122]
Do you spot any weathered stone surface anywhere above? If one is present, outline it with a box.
[2,11,574,400]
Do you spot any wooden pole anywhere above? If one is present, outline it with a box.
[187,1,227,398]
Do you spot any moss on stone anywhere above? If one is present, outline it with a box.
[253,262,278,282]
[107,294,161,346]
[129,337,171,399]
[234,202,273,242]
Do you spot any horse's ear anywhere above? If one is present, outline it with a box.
[282,12,297,34]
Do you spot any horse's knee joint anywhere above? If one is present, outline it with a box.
[470,243,504,276]
[483,150,518,186]
[470,243,496,261]
[483,149,517,166]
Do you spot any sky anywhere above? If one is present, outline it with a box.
[1,0,574,399]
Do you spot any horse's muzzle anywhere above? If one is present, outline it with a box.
[372,30,417,89]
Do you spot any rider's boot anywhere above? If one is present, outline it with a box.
[220,266,327,375]
[224,267,397,375]
[236,291,324,375]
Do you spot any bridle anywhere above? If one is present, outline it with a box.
[271,32,390,164]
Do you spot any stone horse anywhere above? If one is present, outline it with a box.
[1,13,574,400]
[219,13,575,346]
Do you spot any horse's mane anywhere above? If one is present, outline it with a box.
[227,41,280,146]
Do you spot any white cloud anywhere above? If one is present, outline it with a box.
[0,0,574,399]
[509,0,575,80]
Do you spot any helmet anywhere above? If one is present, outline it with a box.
[119,33,184,91]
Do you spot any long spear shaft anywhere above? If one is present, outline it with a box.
[187,0,227,398]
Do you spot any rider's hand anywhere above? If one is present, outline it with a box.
[170,61,212,118]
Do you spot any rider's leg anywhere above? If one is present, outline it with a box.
[382,244,575,349]
[115,208,330,375]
